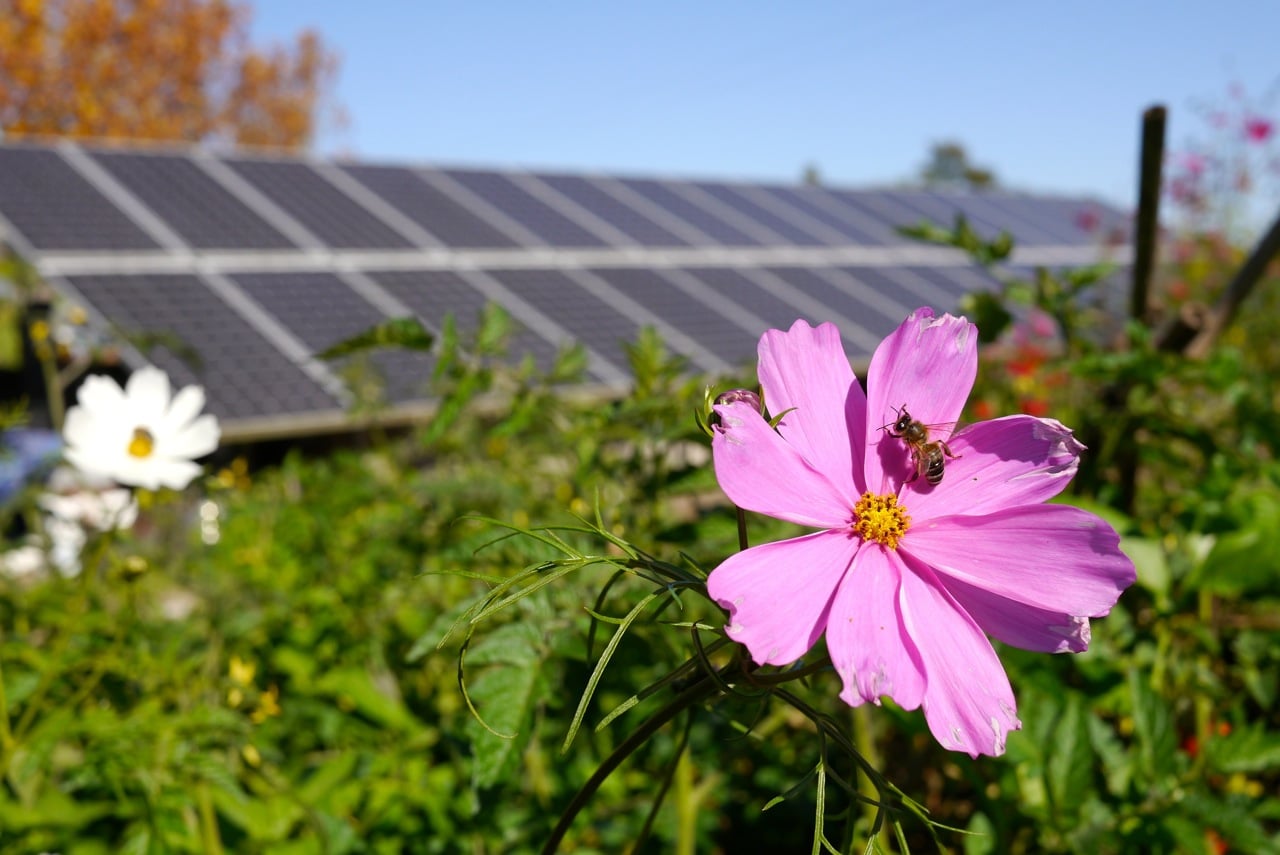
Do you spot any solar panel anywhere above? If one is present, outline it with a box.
[687,267,816,328]
[0,146,158,251]
[63,273,341,419]
[441,170,609,247]
[231,271,434,403]
[534,174,690,247]
[759,186,899,246]
[615,179,762,246]
[587,267,759,369]
[224,158,415,249]
[483,268,643,371]
[341,165,520,248]
[91,150,295,250]
[693,183,828,246]
[0,139,1130,439]
[368,268,565,374]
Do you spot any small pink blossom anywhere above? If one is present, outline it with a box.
[1243,116,1274,143]
[1073,208,1100,233]
[706,311,1135,757]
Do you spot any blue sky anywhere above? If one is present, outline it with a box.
[250,2,1279,212]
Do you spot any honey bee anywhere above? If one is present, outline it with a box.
[882,404,959,486]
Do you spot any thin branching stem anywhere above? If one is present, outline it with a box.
[541,671,723,854]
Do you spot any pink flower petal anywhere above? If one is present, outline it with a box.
[708,529,859,666]
[758,320,867,493]
[864,308,977,494]
[826,546,925,710]
[941,574,1092,653]
[903,416,1083,518]
[903,504,1135,617]
[899,557,1021,757]
[713,400,856,528]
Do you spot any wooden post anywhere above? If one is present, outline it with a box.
[1130,106,1167,325]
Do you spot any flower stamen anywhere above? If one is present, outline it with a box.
[852,492,911,549]
[127,427,155,459]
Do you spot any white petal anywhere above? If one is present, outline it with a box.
[163,384,207,431]
[125,367,172,424]
[161,414,220,459]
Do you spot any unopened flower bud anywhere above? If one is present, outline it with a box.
[714,389,761,410]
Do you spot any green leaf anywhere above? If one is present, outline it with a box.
[963,812,997,855]
[317,316,434,360]
[1128,669,1177,786]
[1205,723,1280,774]
[314,667,419,733]
[1120,536,1170,603]
[1045,694,1093,824]
[466,660,545,788]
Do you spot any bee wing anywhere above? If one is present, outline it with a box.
[923,419,961,438]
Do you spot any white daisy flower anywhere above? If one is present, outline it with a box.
[63,367,220,490]
[40,487,139,532]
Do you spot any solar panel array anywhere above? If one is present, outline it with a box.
[0,140,1130,441]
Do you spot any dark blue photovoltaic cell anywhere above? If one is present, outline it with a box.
[615,179,762,246]
[835,266,963,315]
[483,269,639,372]
[534,174,690,246]
[679,267,812,332]
[65,274,339,419]
[366,269,562,374]
[587,267,758,368]
[92,151,295,249]
[441,170,607,247]
[904,266,1000,307]
[830,191,937,238]
[342,165,519,248]
[231,272,434,403]
[693,183,826,245]
[880,190,1010,240]
[763,187,899,245]
[224,159,415,249]
[1011,196,1128,245]
[0,147,157,250]
[763,267,904,348]
[925,191,1064,246]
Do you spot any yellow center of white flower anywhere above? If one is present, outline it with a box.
[852,492,911,549]
[127,427,155,459]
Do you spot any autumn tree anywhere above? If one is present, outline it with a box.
[0,0,337,149]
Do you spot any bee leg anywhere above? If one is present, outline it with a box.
[940,439,960,460]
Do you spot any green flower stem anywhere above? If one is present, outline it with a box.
[675,748,696,855]
[852,704,891,854]
[540,670,723,854]
[197,781,224,855]
[0,646,13,759]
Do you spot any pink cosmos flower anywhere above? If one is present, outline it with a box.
[1243,116,1274,143]
[706,310,1135,757]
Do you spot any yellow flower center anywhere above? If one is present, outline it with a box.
[852,492,911,549]
[127,427,155,459]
